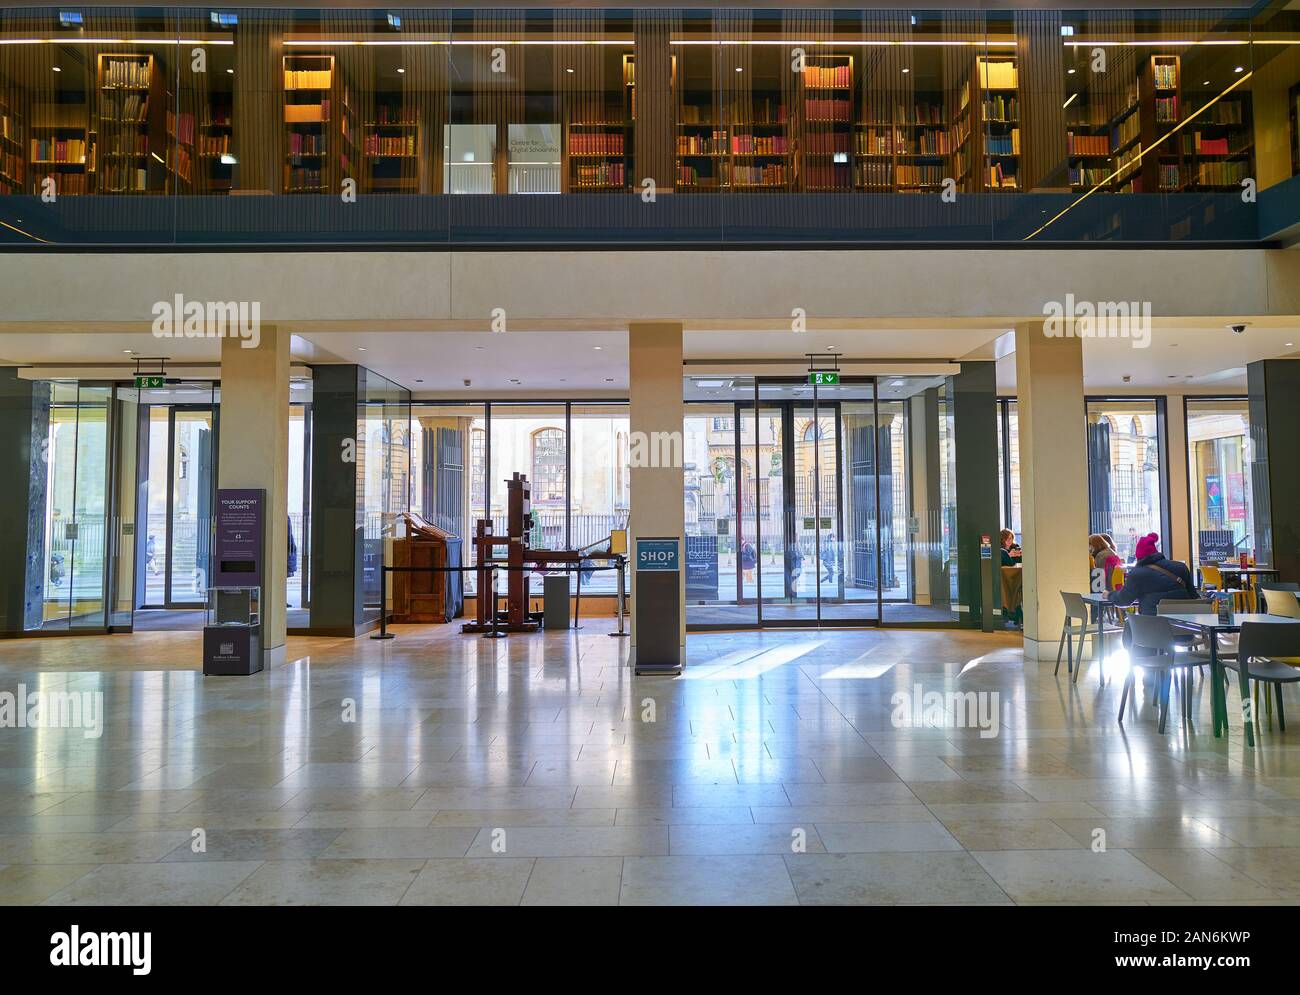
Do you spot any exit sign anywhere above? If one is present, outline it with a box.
[809,371,840,386]
[135,376,165,389]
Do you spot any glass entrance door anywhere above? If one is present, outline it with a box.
[136,385,218,610]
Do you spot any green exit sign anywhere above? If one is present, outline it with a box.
[809,371,840,386]
[135,376,165,389]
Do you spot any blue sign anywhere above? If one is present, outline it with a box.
[685,535,718,598]
[636,538,680,572]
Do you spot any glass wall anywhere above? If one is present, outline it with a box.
[1086,397,1167,562]
[1186,397,1254,569]
[288,391,312,611]
[0,6,1295,244]
[411,399,629,597]
[358,368,410,610]
[996,397,1021,538]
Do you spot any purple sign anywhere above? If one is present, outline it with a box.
[213,488,264,589]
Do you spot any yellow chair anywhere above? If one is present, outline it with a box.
[1201,564,1247,612]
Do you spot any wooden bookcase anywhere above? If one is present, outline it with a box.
[283,53,358,195]
[29,100,90,196]
[0,85,25,195]
[800,54,852,192]
[563,54,634,193]
[198,96,234,193]
[96,53,165,194]
[972,55,1020,191]
[364,97,422,194]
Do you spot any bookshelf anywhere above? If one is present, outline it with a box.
[563,55,635,193]
[676,72,727,191]
[364,99,421,194]
[199,96,234,193]
[283,53,358,194]
[974,56,1020,191]
[96,53,165,194]
[0,90,24,195]
[801,55,852,192]
[1179,92,1253,192]
[30,101,91,196]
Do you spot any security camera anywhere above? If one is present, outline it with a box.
[463,378,472,387]
[1229,323,1248,335]
[1122,375,1132,383]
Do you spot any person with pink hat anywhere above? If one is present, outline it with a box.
[1107,532,1198,615]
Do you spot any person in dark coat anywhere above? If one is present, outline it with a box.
[1107,532,1197,615]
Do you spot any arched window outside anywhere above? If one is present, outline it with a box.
[531,427,566,505]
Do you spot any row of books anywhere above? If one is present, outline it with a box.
[285,69,333,90]
[200,134,232,156]
[1067,132,1110,156]
[572,161,625,187]
[806,132,850,154]
[286,101,330,124]
[373,106,418,125]
[677,132,727,155]
[167,111,195,146]
[987,162,1018,188]
[0,111,20,145]
[570,133,624,154]
[102,58,151,89]
[1196,159,1249,186]
[856,160,893,187]
[731,134,789,154]
[1152,61,1179,90]
[985,129,1020,156]
[101,135,148,155]
[363,133,416,157]
[982,96,1018,122]
[1069,165,1111,187]
[30,137,87,162]
[101,94,148,123]
[1156,95,1179,123]
[102,163,148,191]
[1114,112,1141,150]
[805,98,851,122]
[288,132,327,155]
[913,129,960,155]
[285,165,323,191]
[802,64,851,88]
[680,102,791,125]
[0,150,22,184]
[169,147,192,181]
[1201,101,1245,125]
[805,164,852,189]
[978,60,1019,89]
[897,104,947,125]
[46,172,88,195]
[1181,132,1241,156]
[897,163,945,186]
[1159,164,1181,190]
[202,107,232,127]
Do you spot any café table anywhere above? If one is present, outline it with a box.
[1215,566,1281,611]
[1161,612,1300,748]
[1078,592,1125,688]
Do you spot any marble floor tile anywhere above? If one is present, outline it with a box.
[399,858,534,906]
[220,859,426,906]
[44,861,262,906]
[971,849,1191,903]
[521,857,623,906]
[814,821,963,853]
[317,828,478,860]
[620,855,799,906]
[785,852,1009,905]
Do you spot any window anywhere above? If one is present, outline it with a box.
[531,428,566,505]
[1186,398,1254,569]
[1086,399,1167,562]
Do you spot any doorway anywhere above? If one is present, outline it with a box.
[135,387,218,612]
[684,374,961,629]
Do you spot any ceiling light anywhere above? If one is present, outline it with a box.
[565,67,574,73]
[1234,65,1244,73]
[1067,68,1076,74]
[358,347,367,352]
[593,345,602,350]
[52,65,61,72]
[890,379,905,387]
[225,68,233,74]
[396,67,405,74]
[1203,80,1210,86]
[901,67,910,73]
[694,379,727,389]
[735,66,743,72]
[219,153,237,165]
[122,349,133,354]
[1287,342,1294,347]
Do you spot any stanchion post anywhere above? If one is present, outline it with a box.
[609,554,630,638]
[483,564,507,639]
[371,564,395,640]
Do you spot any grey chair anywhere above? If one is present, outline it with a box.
[1119,614,1208,733]
[1223,622,1300,734]
[1156,598,1236,660]
[1258,582,1300,616]
[1056,590,1123,685]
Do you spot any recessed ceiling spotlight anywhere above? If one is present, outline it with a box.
[1234,65,1244,73]
[226,68,234,74]
[1203,80,1211,86]
[735,66,743,73]
[593,345,602,350]
[565,67,574,74]
[396,67,405,74]
[901,68,910,74]
[1067,68,1076,75]
[1287,342,1295,347]
[52,66,61,72]
[358,347,367,352]
[122,349,133,354]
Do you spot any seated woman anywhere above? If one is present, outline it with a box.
[999,529,1021,567]
[1107,532,1197,615]
[1088,534,1122,590]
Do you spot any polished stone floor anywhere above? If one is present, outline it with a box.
[2,621,1300,906]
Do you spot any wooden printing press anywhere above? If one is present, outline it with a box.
[389,512,460,624]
